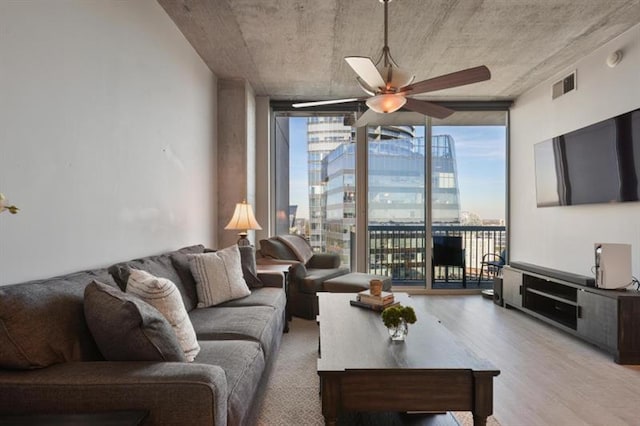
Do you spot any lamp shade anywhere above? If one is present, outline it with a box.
[366,94,407,114]
[224,201,262,231]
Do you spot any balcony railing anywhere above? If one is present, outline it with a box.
[367,224,506,288]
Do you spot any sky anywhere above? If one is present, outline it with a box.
[289,118,310,218]
[288,117,506,221]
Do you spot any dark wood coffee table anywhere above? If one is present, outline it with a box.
[0,411,147,425]
[317,293,500,426]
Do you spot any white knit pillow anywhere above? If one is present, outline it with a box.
[188,245,251,308]
[126,269,200,362]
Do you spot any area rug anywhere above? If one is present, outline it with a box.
[257,318,500,425]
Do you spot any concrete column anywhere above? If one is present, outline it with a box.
[255,96,271,243]
[217,79,256,248]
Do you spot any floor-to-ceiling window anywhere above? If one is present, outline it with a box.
[367,124,427,285]
[272,104,509,291]
[274,114,356,267]
[430,111,508,290]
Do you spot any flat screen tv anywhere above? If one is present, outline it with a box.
[534,108,640,207]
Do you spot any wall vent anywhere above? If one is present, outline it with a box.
[552,71,577,99]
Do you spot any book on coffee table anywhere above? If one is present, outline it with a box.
[350,299,399,312]
[357,290,394,306]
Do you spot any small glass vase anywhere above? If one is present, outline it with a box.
[387,318,408,341]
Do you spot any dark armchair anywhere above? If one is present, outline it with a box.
[432,235,466,288]
[258,235,349,319]
[477,250,506,285]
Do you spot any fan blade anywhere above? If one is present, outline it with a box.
[403,65,491,95]
[403,98,455,119]
[354,109,379,128]
[356,77,376,96]
[292,98,359,108]
[345,57,386,90]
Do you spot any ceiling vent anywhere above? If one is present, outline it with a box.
[552,71,577,99]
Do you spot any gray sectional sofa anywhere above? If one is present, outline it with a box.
[0,244,286,426]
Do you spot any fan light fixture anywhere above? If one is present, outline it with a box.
[291,0,491,125]
[381,65,414,90]
[366,93,406,113]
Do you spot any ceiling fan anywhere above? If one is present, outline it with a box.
[292,0,491,126]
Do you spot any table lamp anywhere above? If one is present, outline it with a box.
[225,200,262,246]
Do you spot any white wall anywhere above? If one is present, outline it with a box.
[0,0,217,285]
[510,24,640,279]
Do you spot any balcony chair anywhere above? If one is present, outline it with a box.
[432,235,466,288]
[477,250,506,285]
[257,234,349,319]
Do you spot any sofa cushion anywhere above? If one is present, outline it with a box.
[109,244,205,312]
[126,269,200,361]
[299,267,351,293]
[239,246,263,289]
[188,246,251,307]
[84,281,186,362]
[189,305,281,357]
[259,238,297,261]
[217,287,286,312]
[277,234,314,264]
[0,269,111,369]
[195,340,265,426]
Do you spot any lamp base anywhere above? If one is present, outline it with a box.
[237,233,251,247]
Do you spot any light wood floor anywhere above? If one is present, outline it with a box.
[410,295,640,426]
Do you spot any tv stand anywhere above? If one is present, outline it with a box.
[503,262,640,364]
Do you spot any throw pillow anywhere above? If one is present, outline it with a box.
[126,269,200,362]
[259,238,298,261]
[239,246,263,289]
[108,245,205,310]
[175,247,263,292]
[277,234,314,265]
[170,253,200,312]
[0,272,105,370]
[84,280,186,362]
[188,245,251,307]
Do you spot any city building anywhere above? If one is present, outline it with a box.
[431,135,462,224]
[306,117,415,252]
[320,133,463,268]
[306,117,353,251]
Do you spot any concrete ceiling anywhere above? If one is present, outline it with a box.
[158,0,640,102]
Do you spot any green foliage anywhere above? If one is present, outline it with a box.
[381,304,417,328]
